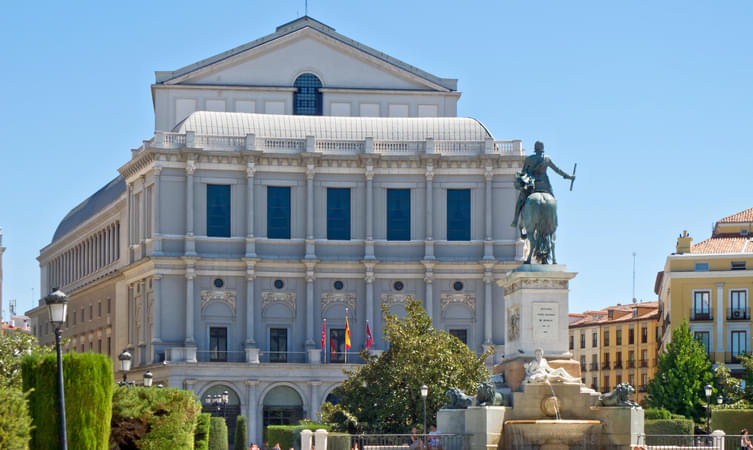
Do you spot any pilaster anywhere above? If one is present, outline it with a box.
[245,159,257,257]
[184,160,197,256]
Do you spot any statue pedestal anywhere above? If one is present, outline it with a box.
[498,265,576,360]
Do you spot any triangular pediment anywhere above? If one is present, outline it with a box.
[156,17,456,92]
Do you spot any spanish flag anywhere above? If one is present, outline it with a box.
[345,310,351,350]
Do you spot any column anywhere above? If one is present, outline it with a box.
[310,381,322,418]
[152,276,162,345]
[424,263,434,320]
[483,267,493,346]
[185,265,196,345]
[716,282,724,356]
[139,176,146,244]
[185,161,196,256]
[364,165,375,259]
[128,183,134,246]
[305,265,315,348]
[140,280,148,365]
[105,226,110,265]
[152,165,162,254]
[245,263,257,347]
[305,162,316,258]
[365,265,375,335]
[425,164,434,259]
[245,161,257,257]
[484,165,494,259]
[245,381,259,444]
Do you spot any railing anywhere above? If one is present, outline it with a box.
[640,359,649,367]
[590,362,599,371]
[258,351,308,363]
[638,385,647,392]
[727,308,751,320]
[614,362,623,369]
[580,364,587,372]
[636,433,724,448]
[325,352,367,364]
[149,132,523,156]
[602,362,611,370]
[723,351,746,364]
[691,310,713,321]
[195,350,247,363]
[346,433,466,450]
[627,360,635,368]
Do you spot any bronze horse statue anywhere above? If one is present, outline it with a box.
[521,192,557,264]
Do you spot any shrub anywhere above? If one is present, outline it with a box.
[711,409,753,435]
[195,413,211,450]
[0,385,33,449]
[266,424,329,449]
[209,417,228,450]
[110,385,201,449]
[328,432,351,450]
[645,418,694,446]
[22,352,113,450]
[234,416,248,450]
[644,408,672,420]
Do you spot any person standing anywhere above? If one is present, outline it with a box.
[742,429,752,449]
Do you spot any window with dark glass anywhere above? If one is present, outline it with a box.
[580,332,586,348]
[270,328,288,362]
[616,329,622,345]
[731,290,747,319]
[207,185,231,237]
[268,187,291,239]
[330,328,346,363]
[209,327,227,361]
[603,330,610,346]
[387,189,410,241]
[449,329,468,345]
[694,331,710,354]
[592,332,597,347]
[641,326,648,343]
[293,73,323,115]
[447,189,471,241]
[629,328,634,344]
[327,188,351,240]
[731,330,747,358]
[615,351,622,368]
[569,335,574,350]
[693,291,711,319]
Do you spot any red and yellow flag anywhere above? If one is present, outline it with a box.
[345,312,351,350]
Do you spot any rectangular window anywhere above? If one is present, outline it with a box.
[604,330,610,346]
[730,290,748,319]
[209,327,227,362]
[731,330,748,357]
[569,335,574,350]
[89,305,93,320]
[591,354,598,371]
[693,291,711,319]
[629,328,634,345]
[629,375,635,387]
[694,331,710,354]
[580,355,586,371]
[98,339,102,353]
[98,301,102,317]
[641,349,648,366]
[603,376,610,393]
[616,329,622,345]
[327,188,351,240]
[107,298,111,314]
[592,332,598,347]
[628,351,635,367]
[73,311,76,325]
[616,375,622,385]
[447,189,471,241]
[695,262,709,271]
[641,326,648,343]
[592,377,598,391]
[107,337,111,356]
[330,328,346,363]
[387,189,410,241]
[207,185,231,237]
[731,261,746,270]
[580,333,586,349]
[267,187,291,239]
[270,328,288,362]
[615,351,622,368]
[449,329,468,345]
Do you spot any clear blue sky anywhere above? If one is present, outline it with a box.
[1,1,751,318]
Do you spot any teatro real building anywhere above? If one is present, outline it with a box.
[28,16,526,442]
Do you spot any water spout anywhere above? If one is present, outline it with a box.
[544,380,561,420]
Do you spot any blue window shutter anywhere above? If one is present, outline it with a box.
[267,186,291,239]
[447,189,470,241]
[387,189,411,241]
[206,185,230,237]
[327,188,351,240]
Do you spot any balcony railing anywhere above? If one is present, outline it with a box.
[638,385,647,393]
[640,359,648,367]
[614,362,623,369]
[728,308,751,321]
[602,362,611,370]
[590,362,599,371]
[723,352,746,364]
[259,351,308,363]
[627,360,635,368]
[580,364,587,372]
[196,350,246,362]
[690,310,713,321]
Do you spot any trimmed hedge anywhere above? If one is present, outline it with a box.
[266,424,330,449]
[234,416,248,450]
[328,432,351,450]
[711,409,753,435]
[644,408,672,420]
[0,385,33,449]
[22,352,113,450]
[195,413,211,450]
[645,418,694,446]
[110,385,201,449]
[209,417,229,450]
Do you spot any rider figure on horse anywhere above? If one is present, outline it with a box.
[511,141,574,228]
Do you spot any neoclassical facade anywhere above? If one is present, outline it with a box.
[31,17,527,443]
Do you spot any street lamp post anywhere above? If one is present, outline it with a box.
[45,289,69,450]
[704,384,713,434]
[118,350,132,385]
[420,385,428,442]
[222,390,229,419]
[143,370,153,387]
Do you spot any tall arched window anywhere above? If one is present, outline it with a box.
[293,73,322,115]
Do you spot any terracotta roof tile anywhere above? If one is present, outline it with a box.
[691,236,751,254]
[719,207,753,224]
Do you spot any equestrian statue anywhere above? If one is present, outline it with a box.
[511,141,576,264]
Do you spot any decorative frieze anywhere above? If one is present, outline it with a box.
[505,279,569,296]
[321,292,356,319]
[200,290,237,316]
[261,291,297,317]
[381,293,415,306]
[440,293,476,317]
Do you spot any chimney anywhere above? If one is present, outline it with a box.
[676,230,692,254]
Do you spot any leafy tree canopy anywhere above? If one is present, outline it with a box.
[714,363,743,405]
[320,300,492,433]
[647,321,713,421]
[0,332,53,390]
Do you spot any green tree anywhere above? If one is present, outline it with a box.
[0,332,53,390]
[0,385,33,449]
[320,299,492,433]
[714,362,742,404]
[647,321,713,421]
[738,353,753,402]
[233,416,248,450]
[208,417,228,450]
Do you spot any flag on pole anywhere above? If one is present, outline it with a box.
[365,320,373,350]
[345,310,351,350]
[321,319,326,350]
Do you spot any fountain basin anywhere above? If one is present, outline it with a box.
[503,419,602,450]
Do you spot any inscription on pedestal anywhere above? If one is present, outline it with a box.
[533,302,558,340]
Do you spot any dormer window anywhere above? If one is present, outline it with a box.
[293,73,323,115]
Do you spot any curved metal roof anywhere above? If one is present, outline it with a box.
[173,112,493,141]
[52,175,126,242]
